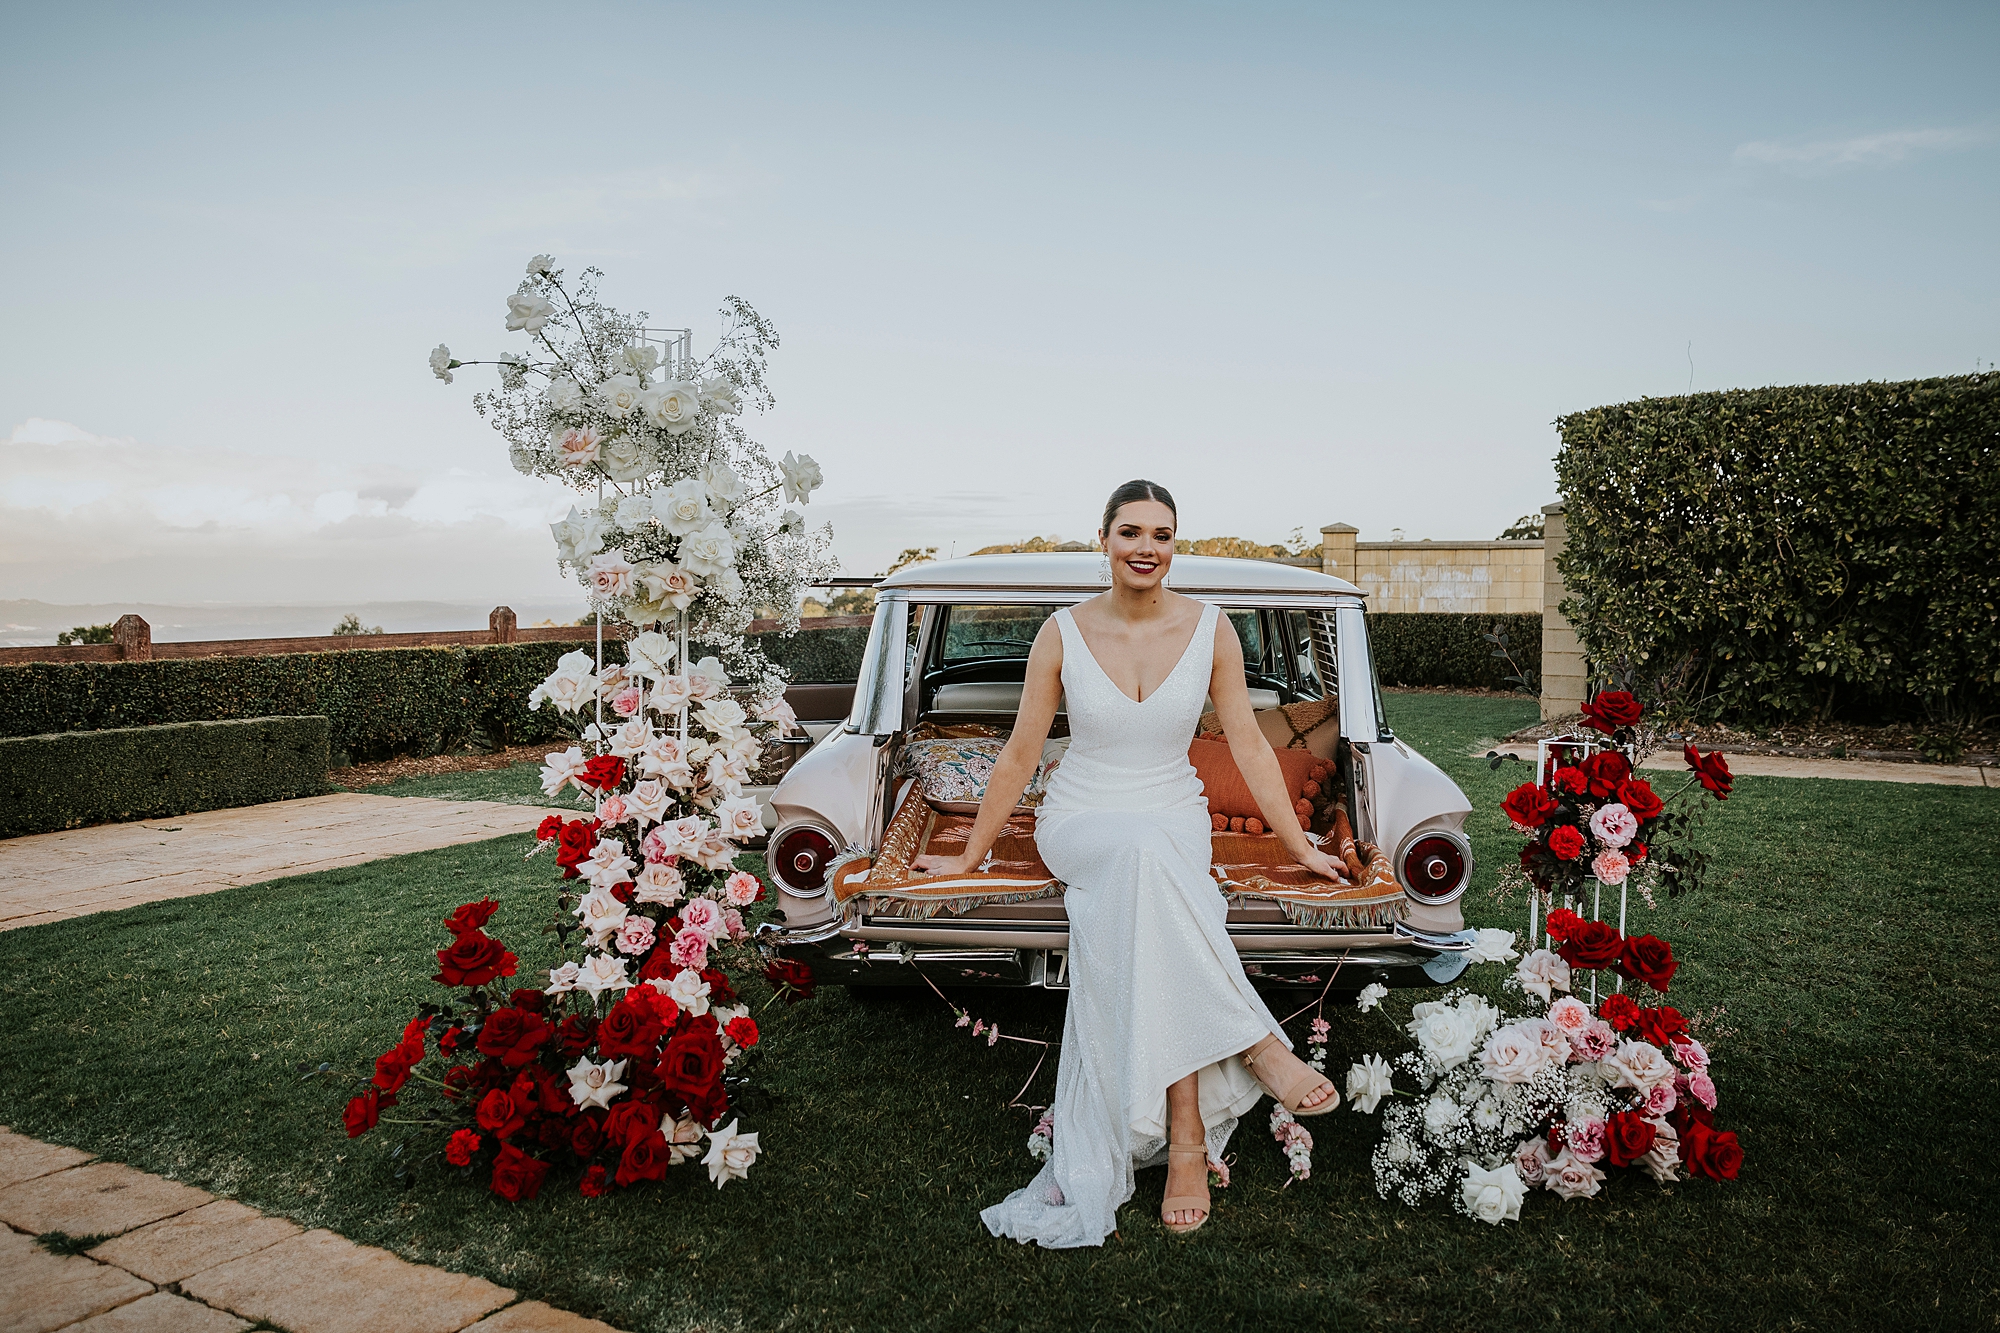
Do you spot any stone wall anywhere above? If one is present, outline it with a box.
[1316,525,1544,613]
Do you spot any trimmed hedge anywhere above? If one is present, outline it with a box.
[0,642,616,764]
[1556,373,1999,722]
[0,716,329,837]
[750,625,870,683]
[1369,613,1542,692]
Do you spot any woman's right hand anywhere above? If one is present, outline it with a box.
[913,851,977,877]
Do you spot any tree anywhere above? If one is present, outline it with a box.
[1497,515,1545,541]
[332,614,383,636]
[885,546,937,576]
[56,623,113,645]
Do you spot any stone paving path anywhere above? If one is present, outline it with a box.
[0,794,550,932]
[0,1127,622,1333]
[1485,742,1994,787]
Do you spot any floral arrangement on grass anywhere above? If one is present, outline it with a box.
[1341,917,1740,1224]
[1499,690,1734,908]
[430,254,836,695]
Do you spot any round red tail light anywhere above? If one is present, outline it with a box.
[1400,834,1467,901]
[772,826,837,893]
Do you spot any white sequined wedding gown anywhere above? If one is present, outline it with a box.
[980,601,1289,1248]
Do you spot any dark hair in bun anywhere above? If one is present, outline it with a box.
[1100,479,1177,538]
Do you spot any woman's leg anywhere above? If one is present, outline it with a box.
[1162,1072,1207,1228]
[1242,1036,1338,1110]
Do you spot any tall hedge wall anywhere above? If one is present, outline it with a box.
[1369,613,1542,692]
[1556,372,1998,722]
[753,625,870,683]
[0,641,618,764]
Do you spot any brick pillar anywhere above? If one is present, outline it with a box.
[113,614,152,661]
[1539,503,1586,721]
[1319,523,1358,584]
[490,606,518,643]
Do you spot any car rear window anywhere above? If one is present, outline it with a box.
[937,605,1062,667]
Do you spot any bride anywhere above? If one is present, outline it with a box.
[914,479,1343,1245]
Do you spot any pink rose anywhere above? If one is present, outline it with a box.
[1522,1016,1572,1068]
[1644,1081,1678,1116]
[587,552,635,598]
[598,795,629,826]
[722,908,747,942]
[1514,1136,1553,1185]
[1570,1019,1618,1062]
[1587,802,1638,848]
[1544,1148,1606,1200]
[724,871,762,906]
[1566,1117,1607,1164]
[668,927,709,970]
[614,914,657,955]
[1687,1069,1717,1110]
[1671,1037,1710,1070]
[1547,996,1592,1035]
[1591,848,1631,886]
[641,827,677,864]
[679,896,722,941]
[612,686,643,717]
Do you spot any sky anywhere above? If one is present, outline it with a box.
[2,1,1994,628]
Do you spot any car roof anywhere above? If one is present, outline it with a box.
[876,552,1364,597]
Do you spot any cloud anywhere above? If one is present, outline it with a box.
[1732,126,1991,175]
[1,419,581,603]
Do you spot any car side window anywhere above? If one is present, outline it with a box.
[1285,609,1335,702]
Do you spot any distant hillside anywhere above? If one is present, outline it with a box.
[0,598,588,648]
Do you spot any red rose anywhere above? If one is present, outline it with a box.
[1580,751,1632,799]
[571,1116,605,1158]
[489,1143,549,1202]
[442,899,500,936]
[658,1024,727,1126]
[557,1014,598,1057]
[343,1089,387,1138]
[636,950,678,982]
[1547,825,1587,861]
[1685,1123,1742,1181]
[477,1007,554,1068]
[1617,934,1679,992]
[1633,1005,1688,1046]
[579,755,627,793]
[724,1016,760,1050]
[439,1025,467,1054]
[579,1164,611,1197]
[1615,778,1663,822]
[445,1129,481,1166]
[516,1065,569,1116]
[603,1099,663,1150]
[1557,919,1623,970]
[615,1130,670,1187]
[1599,992,1641,1032]
[764,958,815,1003]
[1582,689,1642,734]
[442,1064,475,1100]
[610,881,636,905]
[1628,842,1647,863]
[434,930,518,989]
[1501,782,1558,830]
[536,815,563,841]
[555,819,602,879]
[372,1045,418,1093]
[1684,745,1734,799]
[595,995,666,1061]
[700,967,739,1007]
[1671,1098,1714,1137]
[1544,908,1584,942]
[1549,766,1589,796]
[1602,1110,1658,1168]
[509,988,548,1013]
[476,1088,526,1140]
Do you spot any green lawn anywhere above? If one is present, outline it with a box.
[0,693,1994,1331]
[350,761,579,808]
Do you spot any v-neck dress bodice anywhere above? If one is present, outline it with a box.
[980,598,1288,1249]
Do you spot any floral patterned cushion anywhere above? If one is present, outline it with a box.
[895,736,1052,813]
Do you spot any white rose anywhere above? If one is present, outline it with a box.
[529,652,599,714]
[505,291,555,332]
[1459,994,1500,1044]
[697,697,747,733]
[644,379,702,434]
[598,373,644,419]
[709,566,746,602]
[526,253,555,277]
[1460,1161,1526,1225]
[604,717,652,758]
[635,561,697,612]
[702,1118,760,1188]
[1478,1023,1551,1084]
[680,521,736,577]
[579,841,637,892]
[778,508,806,535]
[1523,1016,1573,1068]
[1344,1053,1394,1114]
[1640,1118,1681,1183]
[701,460,743,507]
[548,376,583,410]
[779,450,823,505]
[428,343,456,383]
[1604,1039,1675,1093]
[620,343,660,376]
[1382,1134,1414,1165]
[626,629,678,680]
[1465,928,1519,965]
[699,375,742,415]
[538,745,587,796]
[624,778,672,824]
[574,951,631,1000]
[566,1055,628,1111]
[1407,1000,1480,1071]
[648,674,696,717]
[714,795,765,841]
[600,432,650,483]
[1514,1135,1553,1185]
[544,960,582,995]
[653,479,713,536]
[665,967,711,1016]
[687,656,730,698]
[586,551,635,600]
[1514,948,1571,1003]
[634,860,684,905]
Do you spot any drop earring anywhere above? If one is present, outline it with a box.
[1098,553,1111,581]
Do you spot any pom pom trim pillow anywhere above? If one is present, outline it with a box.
[1187,736,1318,823]
[895,736,1053,815]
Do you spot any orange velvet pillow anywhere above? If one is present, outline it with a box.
[1187,736,1318,822]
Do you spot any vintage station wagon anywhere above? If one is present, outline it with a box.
[760,553,1479,994]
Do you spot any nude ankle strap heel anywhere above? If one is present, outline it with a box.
[1160,1144,1211,1235]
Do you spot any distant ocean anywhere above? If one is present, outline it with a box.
[0,599,590,648]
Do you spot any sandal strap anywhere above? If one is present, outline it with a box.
[1245,1036,1331,1112]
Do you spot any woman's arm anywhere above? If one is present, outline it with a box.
[913,616,1066,877]
[1207,615,1348,881]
